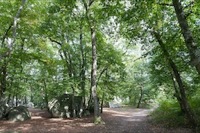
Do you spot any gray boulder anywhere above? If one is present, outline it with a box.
[48,94,83,118]
[0,99,10,119]
[7,106,31,122]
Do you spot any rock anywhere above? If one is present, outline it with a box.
[0,100,10,119]
[83,109,90,116]
[7,106,31,122]
[48,94,83,118]
[74,96,83,117]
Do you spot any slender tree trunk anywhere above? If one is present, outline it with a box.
[97,68,107,87]
[69,54,76,118]
[100,92,105,113]
[43,79,49,110]
[170,73,185,113]
[137,86,143,108]
[80,22,86,109]
[71,86,75,117]
[7,94,11,105]
[30,86,33,103]
[15,95,18,107]
[12,95,15,107]
[90,26,100,118]
[49,38,76,117]
[24,96,27,105]
[83,0,103,123]
[0,64,7,97]
[153,31,197,128]
[172,0,200,74]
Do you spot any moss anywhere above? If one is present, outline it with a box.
[94,116,105,125]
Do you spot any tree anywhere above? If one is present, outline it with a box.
[153,30,197,128]
[119,0,200,128]
[172,0,200,74]
[0,0,27,98]
[82,0,101,123]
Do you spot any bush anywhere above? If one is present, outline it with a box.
[150,100,187,127]
[189,96,200,124]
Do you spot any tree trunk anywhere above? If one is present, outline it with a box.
[24,96,27,105]
[15,95,18,107]
[90,26,99,118]
[170,73,185,113]
[153,31,197,128]
[43,79,49,110]
[7,94,11,105]
[80,22,86,109]
[0,64,7,97]
[100,92,105,113]
[83,0,103,123]
[172,0,200,74]
[49,38,76,117]
[137,86,143,108]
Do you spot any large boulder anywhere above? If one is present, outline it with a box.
[0,99,10,120]
[0,104,9,119]
[48,94,83,118]
[7,106,31,122]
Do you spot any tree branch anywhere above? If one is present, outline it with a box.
[12,0,27,48]
[185,11,193,18]
[49,38,62,46]
[157,3,173,6]
[132,51,150,62]
[97,67,108,87]
[82,0,88,12]
[1,22,13,46]
[89,0,95,7]
[184,1,194,9]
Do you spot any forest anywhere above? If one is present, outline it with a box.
[0,0,200,133]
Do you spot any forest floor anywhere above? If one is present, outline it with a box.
[0,107,193,133]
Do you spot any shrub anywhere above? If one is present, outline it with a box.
[150,100,187,127]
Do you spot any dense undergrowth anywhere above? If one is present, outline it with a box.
[150,98,200,128]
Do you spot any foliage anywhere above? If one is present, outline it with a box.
[151,96,200,128]
[0,0,200,127]
[150,100,187,127]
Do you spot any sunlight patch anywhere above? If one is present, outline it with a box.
[80,123,95,127]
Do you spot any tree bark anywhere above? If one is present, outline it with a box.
[83,0,101,121]
[90,26,99,118]
[100,92,104,113]
[80,22,86,109]
[15,95,18,107]
[153,31,197,128]
[170,73,185,112]
[0,64,7,97]
[172,0,200,74]
[7,94,11,105]
[137,86,143,108]
[43,79,49,110]
[97,68,107,87]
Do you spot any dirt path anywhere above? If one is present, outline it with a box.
[0,108,193,133]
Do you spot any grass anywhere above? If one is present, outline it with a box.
[150,100,188,128]
[150,97,200,129]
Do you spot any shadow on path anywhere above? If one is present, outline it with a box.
[0,107,193,133]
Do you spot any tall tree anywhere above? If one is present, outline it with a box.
[82,0,102,123]
[153,30,197,128]
[0,0,27,98]
[172,0,200,74]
